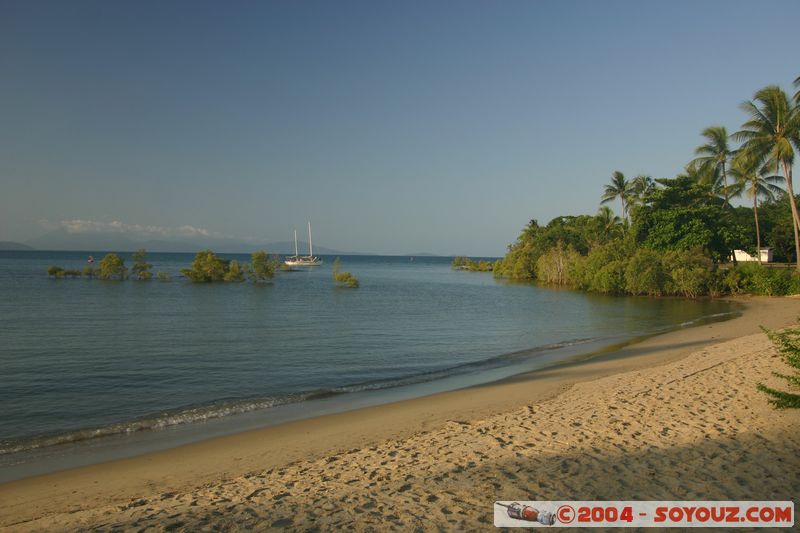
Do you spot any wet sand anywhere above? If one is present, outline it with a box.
[2,296,799,531]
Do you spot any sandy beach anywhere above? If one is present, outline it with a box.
[2,296,799,531]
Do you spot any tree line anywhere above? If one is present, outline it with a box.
[451,256,494,272]
[47,249,361,288]
[48,249,280,283]
[494,76,800,297]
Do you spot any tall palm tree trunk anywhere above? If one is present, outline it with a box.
[754,194,761,264]
[780,160,800,270]
[721,163,729,208]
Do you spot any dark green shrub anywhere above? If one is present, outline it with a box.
[131,249,153,281]
[788,272,800,295]
[572,243,629,293]
[493,240,538,280]
[181,250,226,282]
[334,271,359,288]
[250,251,278,282]
[593,261,628,294]
[706,269,727,298]
[452,256,467,269]
[332,257,359,288]
[662,249,713,298]
[452,256,494,272]
[96,253,127,280]
[721,267,748,294]
[624,249,666,296]
[224,260,245,282]
[757,327,800,408]
[735,264,791,296]
[756,269,791,296]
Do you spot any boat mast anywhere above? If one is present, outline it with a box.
[307,221,314,257]
[294,230,298,257]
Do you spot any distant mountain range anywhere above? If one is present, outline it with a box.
[15,229,356,254]
[1,230,440,255]
[0,241,34,251]
[0,230,451,256]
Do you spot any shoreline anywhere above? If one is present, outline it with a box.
[2,295,800,529]
[0,302,737,483]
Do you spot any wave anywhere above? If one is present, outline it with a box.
[0,393,312,456]
[0,337,605,457]
[0,311,740,457]
[678,311,739,328]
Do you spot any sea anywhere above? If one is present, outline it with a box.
[0,251,737,481]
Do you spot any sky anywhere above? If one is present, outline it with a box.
[1,0,798,256]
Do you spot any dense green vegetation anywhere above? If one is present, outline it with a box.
[250,251,279,282]
[181,250,279,283]
[96,253,128,280]
[332,257,359,288]
[757,327,800,408]
[47,266,82,278]
[131,249,153,281]
[451,256,494,272]
[180,250,227,282]
[49,253,127,280]
[495,77,800,297]
[493,213,624,281]
[47,250,279,284]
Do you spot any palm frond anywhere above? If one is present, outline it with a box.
[735,86,798,181]
[738,100,774,133]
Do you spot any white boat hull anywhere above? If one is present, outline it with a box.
[284,257,322,267]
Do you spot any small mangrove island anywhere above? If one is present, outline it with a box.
[48,249,280,283]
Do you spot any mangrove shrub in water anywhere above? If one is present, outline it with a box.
[250,251,279,282]
[97,253,127,280]
[332,257,359,288]
[181,249,279,283]
[47,265,65,278]
[181,250,228,282]
[131,249,153,281]
[451,256,494,272]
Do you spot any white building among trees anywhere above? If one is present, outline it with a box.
[732,248,773,263]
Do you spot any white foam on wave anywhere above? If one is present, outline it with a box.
[0,393,312,455]
[0,313,735,457]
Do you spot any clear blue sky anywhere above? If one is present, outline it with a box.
[1,0,797,256]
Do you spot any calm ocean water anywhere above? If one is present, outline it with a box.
[0,251,735,476]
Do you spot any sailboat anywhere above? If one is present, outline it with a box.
[284,222,323,267]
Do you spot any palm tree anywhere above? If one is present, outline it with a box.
[596,205,622,238]
[734,85,800,269]
[601,171,633,221]
[681,160,727,202]
[628,175,654,209]
[691,126,735,207]
[729,154,785,263]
